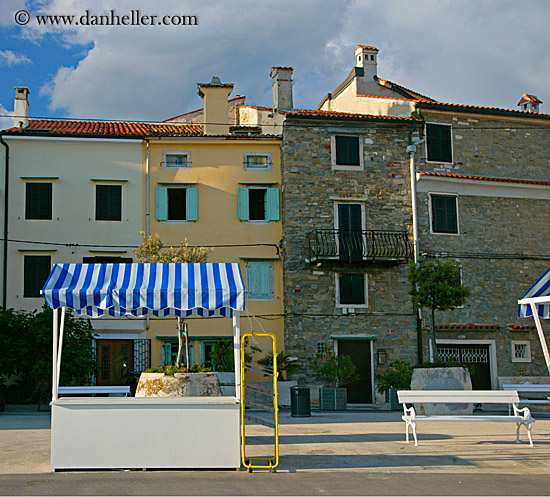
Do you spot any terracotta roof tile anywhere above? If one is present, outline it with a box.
[518,93,543,105]
[417,100,550,118]
[3,119,203,137]
[418,171,550,187]
[285,108,421,122]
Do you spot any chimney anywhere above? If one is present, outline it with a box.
[197,76,233,135]
[517,93,542,113]
[355,45,378,81]
[14,86,30,128]
[270,67,293,113]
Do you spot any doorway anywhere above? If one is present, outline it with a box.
[437,343,492,390]
[337,339,373,403]
[96,339,134,385]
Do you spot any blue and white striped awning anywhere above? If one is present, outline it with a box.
[42,263,245,318]
[518,266,550,318]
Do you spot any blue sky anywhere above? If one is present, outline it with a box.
[0,0,549,127]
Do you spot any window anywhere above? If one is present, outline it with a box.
[430,194,458,234]
[162,340,195,366]
[96,185,122,221]
[243,152,272,170]
[426,123,452,163]
[83,256,132,263]
[162,151,191,168]
[238,187,279,222]
[201,339,232,371]
[24,255,51,298]
[511,341,531,363]
[336,273,368,307]
[156,186,198,221]
[331,135,363,169]
[246,261,274,300]
[25,183,52,220]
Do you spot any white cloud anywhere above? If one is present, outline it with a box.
[25,0,550,119]
[0,49,31,67]
[0,104,14,130]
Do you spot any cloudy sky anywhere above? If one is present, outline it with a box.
[0,0,548,127]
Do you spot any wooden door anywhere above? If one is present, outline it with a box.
[96,339,133,386]
[338,204,363,261]
[338,339,373,403]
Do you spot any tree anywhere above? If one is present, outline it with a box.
[0,304,97,404]
[408,257,470,361]
[133,232,213,368]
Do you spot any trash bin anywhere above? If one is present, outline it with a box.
[290,385,311,417]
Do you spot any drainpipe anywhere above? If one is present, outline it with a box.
[0,135,8,309]
[407,122,424,364]
[145,138,150,331]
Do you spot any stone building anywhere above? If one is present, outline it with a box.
[245,46,550,402]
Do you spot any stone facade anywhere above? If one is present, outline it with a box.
[280,116,420,402]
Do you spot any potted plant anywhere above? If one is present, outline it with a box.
[311,352,358,411]
[256,351,298,407]
[375,360,412,410]
[135,363,221,397]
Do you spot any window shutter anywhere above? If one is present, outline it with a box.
[186,187,198,221]
[444,196,458,233]
[265,188,280,221]
[339,273,365,305]
[96,185,121,221]
[156,187,168,221]
[431,195,457,233]
[248,261,272,299]
[340,274,353,304]
[26,183,52,220]
[335,136,360,165]
[238,188,249,221]
[427,124,452,162]
[24,255,51,298]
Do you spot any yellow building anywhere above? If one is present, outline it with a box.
[145,78,283,369]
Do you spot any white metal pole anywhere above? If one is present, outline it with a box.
[52,308,58,402]
[530,301,550,375]
[56,307,66,394]
[233,313,241,402]
[409,148,419,264]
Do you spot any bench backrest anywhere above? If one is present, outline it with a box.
[502,384,550,392]
[398,390,519,404]
[58,386,130,394]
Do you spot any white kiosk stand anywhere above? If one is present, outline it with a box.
[43,263,245,471]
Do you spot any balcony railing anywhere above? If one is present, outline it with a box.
[305,229,413,264]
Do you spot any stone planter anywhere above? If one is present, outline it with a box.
[135,372,221,397]
[215,372,236,396]
[319,387,347,411]
[411,367,472,415]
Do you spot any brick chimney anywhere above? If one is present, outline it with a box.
[14,86,29,128]
[197,77,233,135]
[517,94,542,113]
[270,67,293,113]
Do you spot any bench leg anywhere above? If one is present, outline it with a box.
[404,418,418,446]
[516,422,534,447]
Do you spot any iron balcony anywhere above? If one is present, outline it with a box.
[305,229,413,264]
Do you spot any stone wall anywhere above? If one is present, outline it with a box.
[280,118,418,387]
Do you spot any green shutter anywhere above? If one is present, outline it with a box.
[156,187,168,221]
[340,273,365,305]
[427,124,452,162]
[24,255,51,298]
[26,183,52,220]
[431,195,457,233]
[335,136,360,165]
[248,261,272,299]
[96,185,121,221]
[186,187,198,221]
[265,188,279,221]
[238,188,249,221]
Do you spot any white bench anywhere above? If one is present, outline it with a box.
[58,386,131,397]
[502,384,550,406]
[397,390,535,447]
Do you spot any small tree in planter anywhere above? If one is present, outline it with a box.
[311,352,358,410]
[375,360,412,410]
[408,257,470,361]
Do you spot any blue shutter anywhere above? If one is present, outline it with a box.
[248,261,272,299]
[186,187,198,221]
[238,188,249,221]
[156,187,168,221]
[265,188,280,221]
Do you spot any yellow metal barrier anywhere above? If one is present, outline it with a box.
[240,332,279,472]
